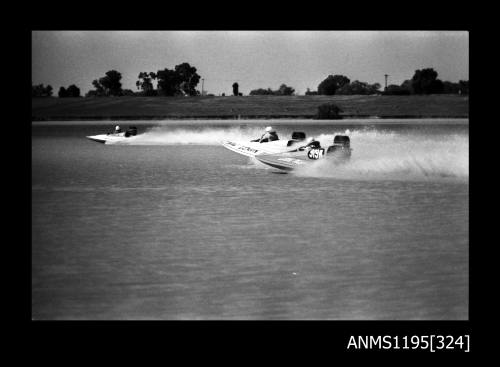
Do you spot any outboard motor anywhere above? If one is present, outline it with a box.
[327,135,352,157]
[287,131,306,146]
[291,131,306,141]
[333,135,350,148]
[124,126,138,137]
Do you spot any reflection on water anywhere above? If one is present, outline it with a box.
[32,121,468,319]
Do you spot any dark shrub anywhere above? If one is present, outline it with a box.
[316,103,343,119]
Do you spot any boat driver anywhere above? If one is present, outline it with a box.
[306,139,321,149]
[114,125,122,134]
[259,126,279,142]
[299,138,322,152]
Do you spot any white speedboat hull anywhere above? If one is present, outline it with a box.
[256,146,352,171]
[86,133,136,144]
[221,139,305,157]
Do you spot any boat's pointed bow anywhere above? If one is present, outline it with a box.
[86,135,106,144]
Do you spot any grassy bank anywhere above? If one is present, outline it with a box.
[32,94,469,121]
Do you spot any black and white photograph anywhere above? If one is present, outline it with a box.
[31,31,469,323]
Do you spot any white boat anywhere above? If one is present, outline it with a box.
[256,135,352,171]
[221,131,309,157]
[86,126,138,144]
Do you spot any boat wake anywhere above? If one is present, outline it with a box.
[110,125,468,181]
[295,130,468,181]
[111,126,266,145]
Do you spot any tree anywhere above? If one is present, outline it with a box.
[90,70,123,96]
[91,79,105,96]
[370,83,382,94]
[249,88,274,95]
[174,63,200,96]
[122,89,136,96]
[458,80,469,95]
[136,72,157,96]
[249,84,295,95]
[85,90,98,97]
[383,84,411,95]
[442,81,461,94]
[58,84,80,98]
[100,70,123,96]
[400,80,413,94]
[67,84,80,97]
[317,75,350,95]
[277,84,295,96]
[336,80,381,95]
[32,84,53,97]
[155,63,201,96]
[232,82,239,96]
[58,86,68,98]
[156,68,181,96]
[432,79,444,94]
[411,68,444,94]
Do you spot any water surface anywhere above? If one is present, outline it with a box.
[32,119,468,319]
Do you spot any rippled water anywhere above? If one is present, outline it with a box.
[32,119,468,319]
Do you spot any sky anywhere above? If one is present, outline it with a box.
[32,31,469,96]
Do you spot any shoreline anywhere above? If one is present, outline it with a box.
[32,117,469,126]
[32,114,469,122]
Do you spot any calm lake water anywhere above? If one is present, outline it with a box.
[32,119,469,319]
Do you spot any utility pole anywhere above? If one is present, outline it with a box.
[201,78,204,96]
[384,74,389,91]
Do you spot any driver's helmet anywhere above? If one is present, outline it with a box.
[265,126,275,133]
[115,125,120,132]
[309,140,320,148]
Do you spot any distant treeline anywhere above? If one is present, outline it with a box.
[249,84,295,96]
[32,62,202,98]
[32,83,81,98]
[381,69,469,95]
[306,76,381,96]
[32,64,469,98]
[302,69,469,96]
